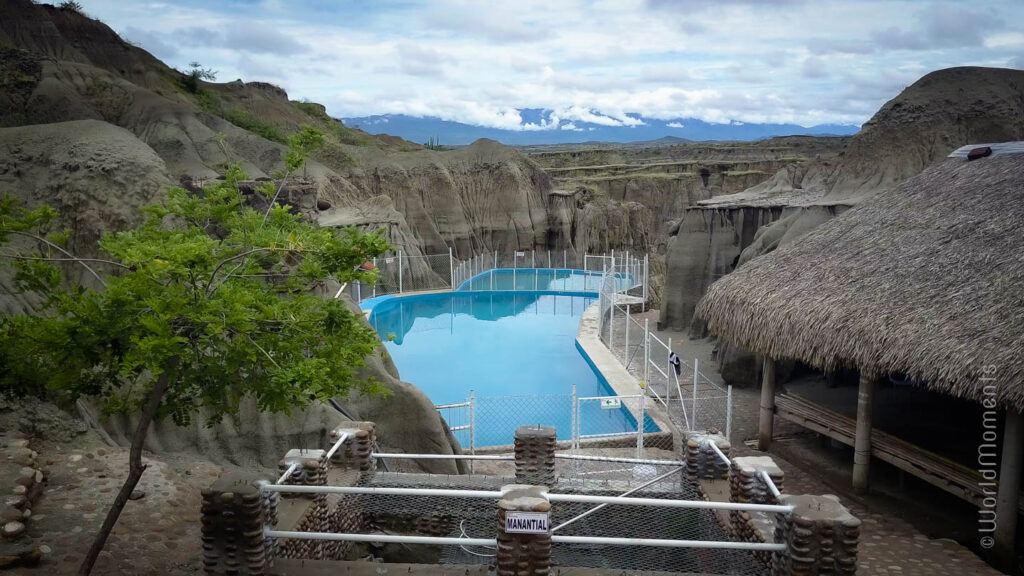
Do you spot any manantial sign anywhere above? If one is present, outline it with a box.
[504,511,550,534]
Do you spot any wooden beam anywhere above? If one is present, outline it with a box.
[994,409,1024,571]
[852,369,876,494]
[758,357,776,451]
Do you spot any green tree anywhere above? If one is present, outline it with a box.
[0,130,389,575]
[181,60,217,94]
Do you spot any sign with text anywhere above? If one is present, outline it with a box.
[385,257,394,264]
[504,511,549,534]
[600,398,621,410]
[515,251,525,257]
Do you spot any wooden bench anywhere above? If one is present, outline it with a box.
[775,393,1020,511]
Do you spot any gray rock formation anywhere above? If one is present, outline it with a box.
[89,296,462,474]
[661,66,1024,386]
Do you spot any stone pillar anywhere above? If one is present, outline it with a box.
[759,357,776,451]
[277,449,329,560]
[771,494,860,576]
[729,456,785,550]
[201,474,272,575]
[496,485,551,576]
[852,369,876,494]
[329,421,376,471]
[684,432,731,480]
[514,426,556,487]
[994,408,1024,571]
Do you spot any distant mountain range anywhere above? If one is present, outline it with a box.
[340,112,860,146]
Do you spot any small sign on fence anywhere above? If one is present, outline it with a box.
[505,511,549,534]
[515,251,525,257]
[385,257,394,264]
[600,398,621,410]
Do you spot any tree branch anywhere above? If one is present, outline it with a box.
[5,230,108,286]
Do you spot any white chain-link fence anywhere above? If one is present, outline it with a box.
[435,386,669,458]
[350,249,650,303]
[597,261,733,437]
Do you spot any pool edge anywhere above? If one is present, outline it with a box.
[574,301,672,437]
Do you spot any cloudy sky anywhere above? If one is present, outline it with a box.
[90,0,1024,130]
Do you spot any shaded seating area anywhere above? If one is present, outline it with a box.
[695,143,1024,571]
[775,392,1021,512]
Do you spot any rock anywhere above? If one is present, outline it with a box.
[0,547,41,568]
[2,521,25,538]
[1,507,22,523]
[129,490,145,500]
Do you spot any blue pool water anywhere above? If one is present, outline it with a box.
[367,290,657,446]
[456,268,632,293]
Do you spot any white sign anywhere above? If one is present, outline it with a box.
[600,398,621,410]
[505,512,549,534]
[515,251,525,257]
[385,257,395,264]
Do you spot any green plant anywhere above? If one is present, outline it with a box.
[424,135,443,151]
[58,0,83,12]
[180,61,216,94]
[223,108,287,144]
[0,129,388,575]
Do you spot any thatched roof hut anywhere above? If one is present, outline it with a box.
[696,149,1024,411]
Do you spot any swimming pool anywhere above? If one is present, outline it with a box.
[367,290,657,446]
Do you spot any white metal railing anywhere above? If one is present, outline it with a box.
[260,484,794,513]
[261,445,795,558]
[354,249,650,304]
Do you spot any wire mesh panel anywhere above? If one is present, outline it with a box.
[324,471,769,575]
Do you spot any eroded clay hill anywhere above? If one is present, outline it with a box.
[659,66,1024,384]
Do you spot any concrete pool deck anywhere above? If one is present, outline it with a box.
[576,301,673,440]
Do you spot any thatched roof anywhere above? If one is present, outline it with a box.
[696,152,1024,410]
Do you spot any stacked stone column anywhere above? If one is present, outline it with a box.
[201,474,271,575]
[514,426,556,487]
[771,494,859,576]
[496,485,552,576]
[276,448,329,560]
[729,456,785,563]
[683,432,731,480]
[329,421,376,471]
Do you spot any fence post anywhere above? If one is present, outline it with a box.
[372,258,377,298]
[200,474,272,575]
[496,485,551,576]
[643,253,648,302]
[609,303,615,355]
[547,249,551,269]
[531,249,535,268]
[563,250,567,269]
[449,247,454,289]
[514,426,556,487]
[469,389,476,474]
[637,388,646,459]
[644,319,651,394]
[693,358,699,431]
[356,281,361,302]
[726,385,733,441]
[624,304,630,366]
[571,384,577,452]
[398,250,403,294]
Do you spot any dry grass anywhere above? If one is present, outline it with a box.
[697,154,1024,410]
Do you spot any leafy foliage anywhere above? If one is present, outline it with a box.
[180,61,217,94]
[58,1,83,12]
[0,158,390,424]
[223,108,287,144]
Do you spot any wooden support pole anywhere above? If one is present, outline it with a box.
[758,357,776,451]
[852,369,876,494]
[994,408,1024,571]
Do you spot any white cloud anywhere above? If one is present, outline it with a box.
[82,0,1024,130]
[667,122,685,128]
